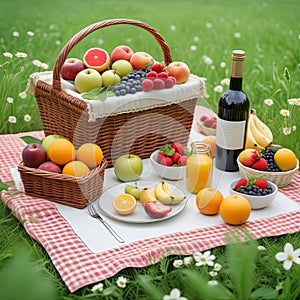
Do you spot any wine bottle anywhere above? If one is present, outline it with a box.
[215,50,250,172]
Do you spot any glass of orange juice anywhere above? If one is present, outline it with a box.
[186,142,213,194]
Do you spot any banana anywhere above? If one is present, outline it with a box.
[154,182,185,205]
[140,188,157,206]
[245,113,266,151]
[252,109,273,142]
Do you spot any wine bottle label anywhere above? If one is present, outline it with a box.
[216,117,246,150]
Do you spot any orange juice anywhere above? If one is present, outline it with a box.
[186,142,213,193]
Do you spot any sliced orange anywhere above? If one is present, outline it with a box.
[113,193,137,215]
[83,48,110,72]
[196,188,223,215]
[62,161,90,177]
[77,143,103,168]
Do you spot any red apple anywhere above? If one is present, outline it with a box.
[38,161,62,173]
[166,61,190,84]
[61,58,86,81]
[22,143,47,168]
[130,51,153,71]
[111,45,134,63]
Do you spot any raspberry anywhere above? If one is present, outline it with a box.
[165,77,175,88]
[146,71,158,79]
[157,72,169,79]
[151,62,165,73]
[153,78,165,90]
[142,78,154,91]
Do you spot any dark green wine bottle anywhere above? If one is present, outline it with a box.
[215,50,250,172]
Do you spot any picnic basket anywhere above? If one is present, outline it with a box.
[237,158,299,188]
[32,19,204,167]
[18,159,107,209]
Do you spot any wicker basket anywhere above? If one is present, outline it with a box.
[18,159,107,209]
[33,19,200,167]
[237,158,299,188]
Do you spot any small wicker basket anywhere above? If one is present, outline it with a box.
[33,19,201,167]
[237,158,299,188]
[18,159,107,209]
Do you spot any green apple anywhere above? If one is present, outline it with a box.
[114,154,143,182]
[102,70,121,87]
[41,134,64,157]
[74,68,102,93]
[111,59,133,78]
[124,184,142,200]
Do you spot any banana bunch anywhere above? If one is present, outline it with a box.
[154,182,185,205]
[245,109,273,151]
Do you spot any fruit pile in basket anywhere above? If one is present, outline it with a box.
[238,147,298,172]
[21,134,104,177]
[60,45,190,99]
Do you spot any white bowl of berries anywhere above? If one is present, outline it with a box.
[229,177,278,209]
[150,142,187,180]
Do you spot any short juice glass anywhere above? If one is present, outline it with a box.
[186,142,213,194]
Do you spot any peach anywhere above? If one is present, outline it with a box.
[238,148,259,166]
[166,61,190,84]
[130,51,153,70]
[111,45,134,63]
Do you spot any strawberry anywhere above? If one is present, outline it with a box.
[144,201,172,218]
[177,155,188,166]
[157,151,166,164]
[171,142,184,155]
[160,155,173,166]
[234,178,248,189]
[254,178,268,189]
[251,157,268,171]
[171,152,181,164]
[238,149,260,167]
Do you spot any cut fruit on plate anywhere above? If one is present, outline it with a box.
[113,193,137,215]
[83,47,111,72]
[144,201,172,219]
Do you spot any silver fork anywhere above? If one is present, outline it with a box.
[87,204,125,243]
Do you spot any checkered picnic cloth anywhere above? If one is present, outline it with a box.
[1,131,299,292]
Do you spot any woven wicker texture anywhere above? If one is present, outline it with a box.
[18,159,107,209]
[34,19,197,167]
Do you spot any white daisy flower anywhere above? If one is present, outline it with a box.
[193,250,216,267]
[91,282,104,293]
[116,276,127,288]
[163,288,187,300]
[275,243,300,270]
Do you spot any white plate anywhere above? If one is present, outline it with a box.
[97,181,187,223]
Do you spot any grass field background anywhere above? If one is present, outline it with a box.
[0,0,299,299]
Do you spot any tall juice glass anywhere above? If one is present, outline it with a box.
[186,142,213,194]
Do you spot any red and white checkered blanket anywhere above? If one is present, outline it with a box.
[1,131,299,292]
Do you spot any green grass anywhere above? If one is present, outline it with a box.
[0,0,299,299]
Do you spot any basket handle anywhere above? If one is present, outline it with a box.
[52,18,173,91]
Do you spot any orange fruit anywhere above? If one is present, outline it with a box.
[201,136,216,158]
[219,194,251,225]
[77,143,103,168]
[274,148,297,171]
[62,161,90,177]
[196,188,223,215]
[83,48,110,72]
[48,138,76,165]
[113,193,137,215]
